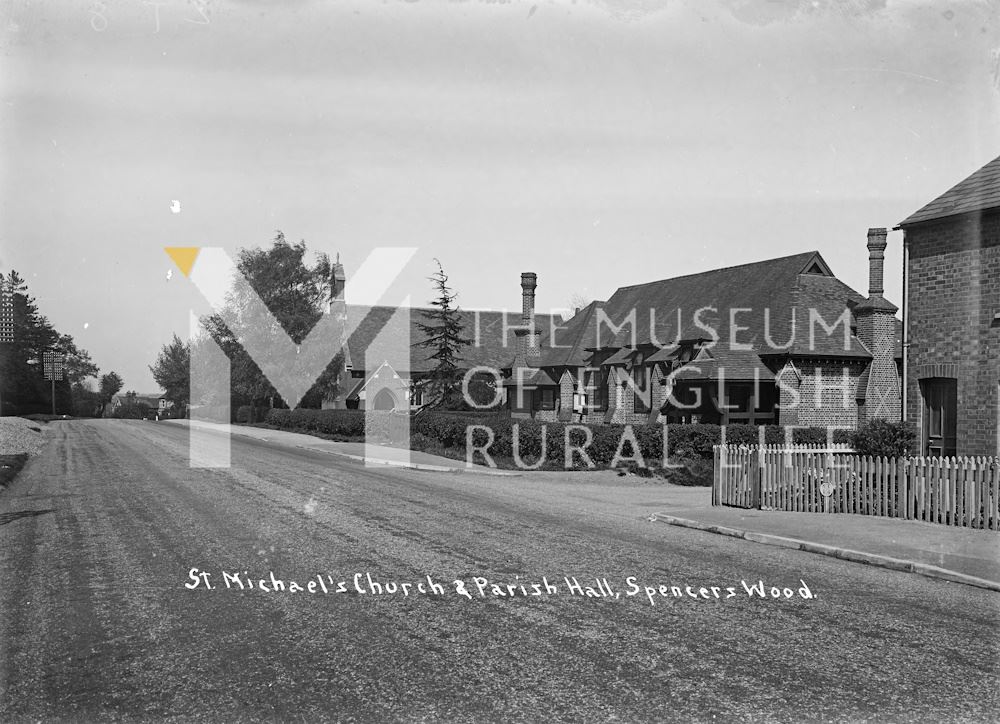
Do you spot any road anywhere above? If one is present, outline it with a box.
[0,420,997,722]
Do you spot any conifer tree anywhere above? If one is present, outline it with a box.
[0,270,98,414]
[414,260,471,409]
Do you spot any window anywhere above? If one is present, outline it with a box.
[539,388,556,411]
[920,378,957,457]
[631,356,650,414]
[586,368,607,411]
[725,383,754,414]
[722,381,776,425]
[632,368,650,413]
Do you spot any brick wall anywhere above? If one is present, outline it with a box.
[609,367,631,424]
[791,360,864,429]
[776,362,800,426]
[855,310,902,423]
[904,210,1000,457]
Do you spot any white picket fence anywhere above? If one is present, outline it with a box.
[713,445,1000,529]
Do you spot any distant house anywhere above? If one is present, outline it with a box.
[505,233,903,429]
[896,155,1000,457]
[110,393,172,417]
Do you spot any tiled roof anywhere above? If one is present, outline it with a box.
[537,300,606,367]
[898,155,1000,227]
[533,251,888,361]
[501,367,559,388]
[602,348,634,366]
[645,346,679,363]
[673,346,776,382]
[344,305,557,374]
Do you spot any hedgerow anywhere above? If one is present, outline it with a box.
[261,408,856,469]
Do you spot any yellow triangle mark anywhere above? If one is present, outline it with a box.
[164,247,200,277]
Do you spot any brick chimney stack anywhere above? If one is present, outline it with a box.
[867,227,887,298]
[855,227,900,423]
[521,272,537,324]
[514,272,542,367]
[522,272,541,361]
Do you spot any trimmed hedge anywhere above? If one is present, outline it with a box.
[235,405,271,424]
[262,408,857,469]
[264,408,366,438]
[417,413,853,467]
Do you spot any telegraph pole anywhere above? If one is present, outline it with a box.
[43,350,64,416]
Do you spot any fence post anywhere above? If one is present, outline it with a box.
[712,446,719,506]
[753,447,762,510]
[898,457,908,520]
[992,458,999,530]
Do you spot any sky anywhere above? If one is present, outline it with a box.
[1,0,998,392]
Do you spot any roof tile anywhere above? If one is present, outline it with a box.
[898,155,1000,227]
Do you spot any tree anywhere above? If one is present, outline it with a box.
[414,260,472,409]
[70,380,102,417]
[150,334,190,408]
[99,371,123,416]
[0,270,97,415]
[58,333,99,385]
[202,231,344,417]
[567,292,593,316]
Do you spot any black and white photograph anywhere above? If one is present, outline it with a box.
[1,0,998,721]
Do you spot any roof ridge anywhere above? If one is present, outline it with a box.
[898,154,1000,227]
[350,303,556,318]
[612,251,820,291]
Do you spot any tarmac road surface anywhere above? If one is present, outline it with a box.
[1,419,997,722]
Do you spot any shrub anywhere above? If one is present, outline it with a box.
[365,411,391,442]
[659,457,714,486]
[265,408,292,427]
[413,411,497,449]
[849,420,917,458]
[264,408,366,438]
[666,424,720,459]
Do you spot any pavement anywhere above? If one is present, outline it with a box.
[165,419,1000,591]
[163,418,518,475]
[647,486,1000,591]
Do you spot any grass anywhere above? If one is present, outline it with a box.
[0,453,29,489]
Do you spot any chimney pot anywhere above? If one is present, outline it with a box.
[866,228,887,297]
[518,272,540,362]
[867,227,888,250]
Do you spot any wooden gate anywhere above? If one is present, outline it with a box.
[712,446,760,509]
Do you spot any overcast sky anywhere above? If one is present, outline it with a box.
[2,0,998,392]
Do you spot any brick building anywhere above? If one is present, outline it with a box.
[506,233,903,429]
[319,259,556,411]
[897,155,1000,457]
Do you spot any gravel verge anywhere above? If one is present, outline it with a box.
[0,416,50,456]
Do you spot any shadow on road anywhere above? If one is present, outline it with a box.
[0,509,55,526]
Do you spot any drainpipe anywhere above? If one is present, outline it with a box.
[901,234,909,423]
